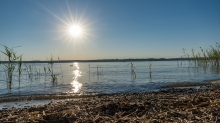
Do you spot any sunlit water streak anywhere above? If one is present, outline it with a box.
[69,63,82,93]
[0,61,220,98]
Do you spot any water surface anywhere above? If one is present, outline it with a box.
[0,61,219,98]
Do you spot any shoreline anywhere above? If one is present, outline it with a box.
[0,79,219,103]
[0,93,99,103]
[0,85,220,122]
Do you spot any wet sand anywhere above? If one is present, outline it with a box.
[0,85,220,123]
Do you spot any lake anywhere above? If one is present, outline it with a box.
[0,61,220,98]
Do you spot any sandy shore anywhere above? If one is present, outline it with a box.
[0,85,220,123]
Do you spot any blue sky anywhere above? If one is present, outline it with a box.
[0,0,219,61]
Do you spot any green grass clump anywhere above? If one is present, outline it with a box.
[183,43,220,67]
[0,45,22,89]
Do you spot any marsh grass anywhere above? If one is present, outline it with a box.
[35,65,40,80]
[25,64,33,81]
[184,43,220,67]
[149,63,152,78]
[58,57,63,79]
[17,56,22,86]
[0,45,22,89]
[43,65,47,80]
[24,63,41,81]
[97,66,99,75]
[47,55,57,83]
[96,65,103,75]
[126,62,136,81]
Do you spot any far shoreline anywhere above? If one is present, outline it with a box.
[0,58,189,63]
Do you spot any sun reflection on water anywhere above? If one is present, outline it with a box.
[70,62,82,93]
[71,80,82,93]
[74,62,79,69]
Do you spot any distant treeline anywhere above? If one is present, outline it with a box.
[0,58,190,63]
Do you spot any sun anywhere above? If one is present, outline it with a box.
[69,24,83,37]
[38,0,95,43]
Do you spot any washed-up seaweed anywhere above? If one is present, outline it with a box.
[1,85,220,123]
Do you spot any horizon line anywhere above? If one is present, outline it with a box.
[0,57,189,63]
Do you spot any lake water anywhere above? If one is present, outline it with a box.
[0,61,220,98]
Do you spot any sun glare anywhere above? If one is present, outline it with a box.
[69,25,82,37]
[42,1,95,43]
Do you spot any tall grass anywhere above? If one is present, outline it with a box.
[17,56,22,86]
[184,43,220,67]
[126,62,136,81]
[0,45,22,89]
[47,55,57,83]
[96,65,103,75]
[0,46,67,89]
[33,64,40,80]
[58,57,63,79]
[25,64,33,81]
[149,63,152,78]
[44,65,47,77]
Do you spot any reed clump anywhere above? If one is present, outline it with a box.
[0,45,65,88]
[96,65,103,75]
[47,55,57,83]
[126,62,136,81]
[58,57,63,78]
[25,64,33,81]
[149,63,152,78]
[183,43,220,67]
[0,45,22,89]
[17,56,22,86]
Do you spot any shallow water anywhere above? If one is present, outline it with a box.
[0,61,220,98]
[0,100,52,110]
